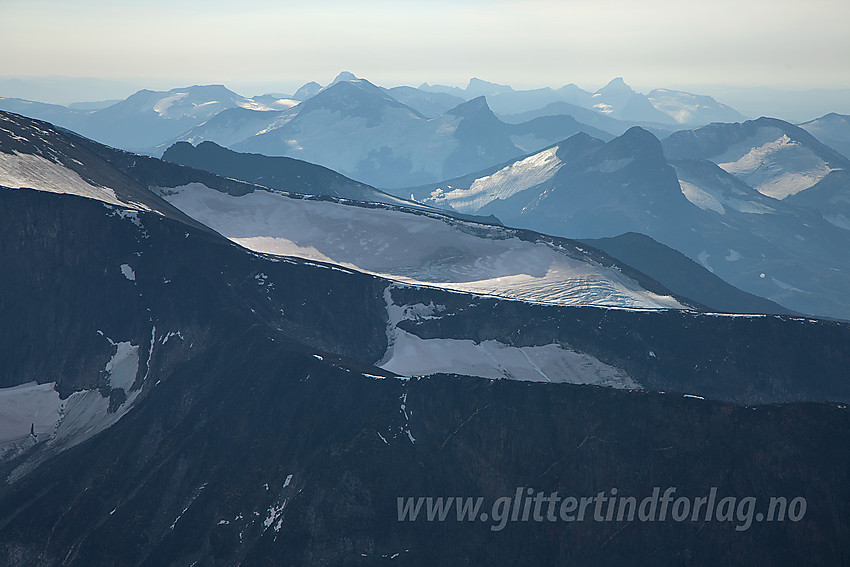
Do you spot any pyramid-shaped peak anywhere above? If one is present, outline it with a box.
[297,77,414,118]
[447,95,494,117]
[598,77,634,93]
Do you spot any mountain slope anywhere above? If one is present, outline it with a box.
[7,109,849,397]
[799,112,850,159]
[0,111,210,228]
[385,85,466,117]
[648,88,749,125]
[581,232,794,315]
[662,116,850,200]
[1,109,849,565]
[415,128,690,237]
[3,140,850,405]
[0,85,297,153]
[591,78,677,124]
[412,127,850,319]
[226,79,605,188]
[160,140,500,224]
[1,110,683,311]
[424,77,694,127]
[157,106,291,151]
[784,169,850,231]
[161,140,416,206]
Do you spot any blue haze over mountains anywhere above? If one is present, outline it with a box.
[2,70,850,321]
[2,64,850,564]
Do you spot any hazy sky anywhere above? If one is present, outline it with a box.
[2,0,849,95]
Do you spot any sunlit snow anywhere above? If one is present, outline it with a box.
[426,147,563,212]
[162,183,687,310]
[120,264,136,281]
[377,287,639,388]
[679,180,726,214]
[3,331,151,481]
[153,92,189,117]
[713,128,834,199]
[0,151,125,206]
[673,163,775,215]
[0,382,61,455]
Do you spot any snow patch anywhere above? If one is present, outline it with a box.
[377,286,639,389]
[680,180,726,214]
[824,213,850,230]
[425,146,563,212]
[153,92,189,116]
[162,330,184,345]
[120,264,136,281]
[771,277,804,292]
[4,332,150,480]
[0,382,61,456]
[263,500,287,533]
[713,129,834,199]
[105,341,140,391]
[0,151,124,206]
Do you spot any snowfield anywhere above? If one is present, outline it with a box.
[1,330,152,481]
[672,163,777,215]
[162,182,688,310]
[425,146,563,212]
[0,382,61,452]
[712,127,834,199]
[0,151,128,206]
[377,287,640,388]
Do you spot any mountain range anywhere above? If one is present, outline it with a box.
[1,80,850,564]
[0,84,298,151]
[5,73,849,197]
[2,109,845,397]
[410,122,850,320]
[0,74,752,186]
[170,78,613,188]
[420,77,746,126]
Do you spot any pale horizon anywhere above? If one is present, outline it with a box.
[3,0,849,97]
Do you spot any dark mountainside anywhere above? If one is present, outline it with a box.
[57,126,501,225]
[162,140,407,203]
[161,140,463,217]
[582,232,795,316]
[408,126,850,320]
[0,111,849,565]
[799,112,850,159]
[22,120,795,317]
[0,186,849,566]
